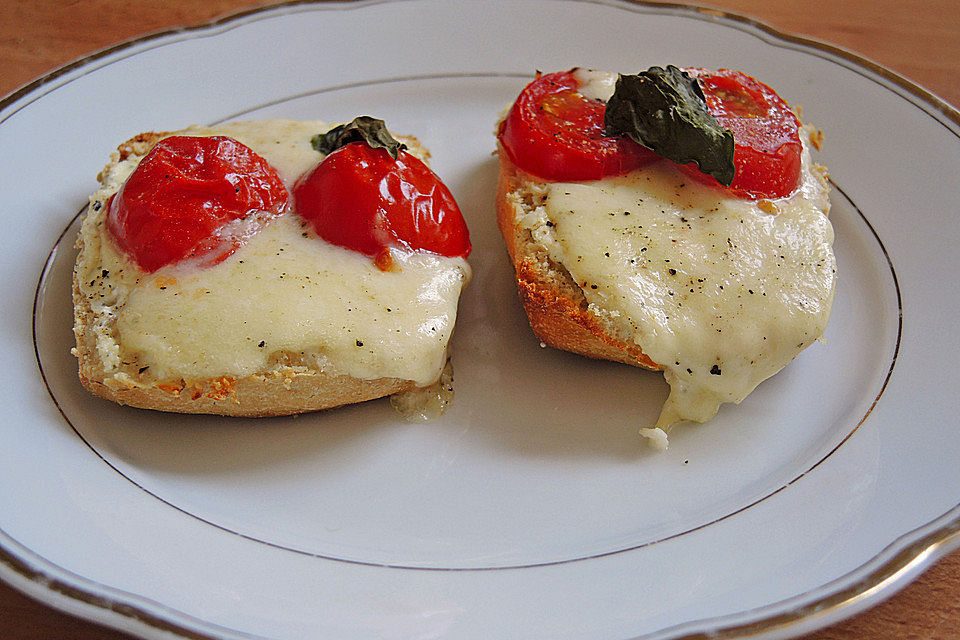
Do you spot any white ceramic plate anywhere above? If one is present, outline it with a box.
[3,1,960,638]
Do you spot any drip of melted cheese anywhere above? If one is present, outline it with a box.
[517,110,835,445]
[79,120,469,387]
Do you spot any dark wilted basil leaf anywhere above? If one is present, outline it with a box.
[311,116,405,159]
[604,66,735,185]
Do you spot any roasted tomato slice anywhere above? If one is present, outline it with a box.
[683,68,803,199]
[497,70,657,181]
[106,135,288,272]
[293,142,471,262]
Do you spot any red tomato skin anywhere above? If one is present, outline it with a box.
[683,68,803,199]
[500,68,802,199]
[293,143,471,260]
[106,135,288,272]
[497,70,657,181]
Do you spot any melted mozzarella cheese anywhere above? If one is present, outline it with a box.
[573,68,618,102]
[520,129,835,440]
[79,120,469,387]
[102,216,467,385]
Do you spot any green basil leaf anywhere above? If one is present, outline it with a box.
[311,116,405,159]
[604,65,735,185]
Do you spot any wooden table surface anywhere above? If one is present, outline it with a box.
[2,1,958,638]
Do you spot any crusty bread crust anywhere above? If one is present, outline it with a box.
[72,130,426,416]
[495,151,659,371]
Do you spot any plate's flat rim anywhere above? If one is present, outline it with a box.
[3,0,960,129]
[4,1,960,639]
